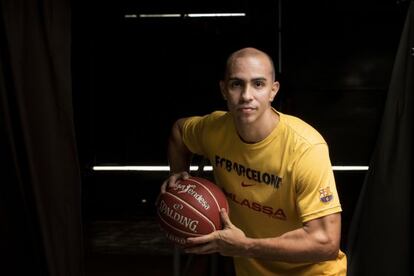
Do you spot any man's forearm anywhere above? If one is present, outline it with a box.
[239,214,341,263]
[242,227,338,263]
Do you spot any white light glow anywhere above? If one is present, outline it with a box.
[92,165,368,172]
[332,166,369,171]
[124,14,138,18]
[130,13,246,19]
[139,14,181,18]
[187,13,246,17]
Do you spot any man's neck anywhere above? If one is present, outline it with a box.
[236,110,279,144]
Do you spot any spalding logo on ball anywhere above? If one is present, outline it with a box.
[156,176,229,246]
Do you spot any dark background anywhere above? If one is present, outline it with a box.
[71,0,409,274]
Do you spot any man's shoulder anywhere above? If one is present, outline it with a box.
[184,110,230,130]
[191,110,229,124]
[209,110,228,119]
[279,113,326,145]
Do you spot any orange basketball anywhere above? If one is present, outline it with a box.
[156,176,229,246]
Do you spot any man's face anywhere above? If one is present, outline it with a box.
[220,55,279,126]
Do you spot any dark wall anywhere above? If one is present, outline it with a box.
[281,1,407,164]
[74,0,280,166]
[74,0,407,166]
[72,0,409,251]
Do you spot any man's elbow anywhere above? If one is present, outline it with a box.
[169,119,186,143]
[320,239,340,261]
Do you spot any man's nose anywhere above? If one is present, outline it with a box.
[241,85,254,101]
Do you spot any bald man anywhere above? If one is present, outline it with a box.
[162,47,347,275]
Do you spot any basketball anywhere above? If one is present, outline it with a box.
[156,176,229,246]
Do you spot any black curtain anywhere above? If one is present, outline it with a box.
[0,0,83,275]
[347,2,413,275]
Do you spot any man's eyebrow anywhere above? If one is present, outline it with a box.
[251,77,267,81]
[228,77,243,81]
[227,77,267,81]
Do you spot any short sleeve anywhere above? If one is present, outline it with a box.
[182,115,207,156]
[293,144,342,222]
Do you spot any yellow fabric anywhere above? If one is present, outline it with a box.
[182,110,347,275]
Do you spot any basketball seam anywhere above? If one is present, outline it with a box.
[165,192,217,232]
[187,178,222,212]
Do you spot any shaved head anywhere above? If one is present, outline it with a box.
[224,47,276,81]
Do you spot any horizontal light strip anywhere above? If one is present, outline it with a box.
[124,14,138,18]
[332,166,369,171]
[92,166,198,171]
[125,13,246,19]
[138,14,181,18]
[187,13,246,17]
[92,165,368,172]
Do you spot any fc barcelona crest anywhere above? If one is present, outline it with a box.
[319,187,333,203]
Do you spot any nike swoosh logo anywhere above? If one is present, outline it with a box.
[241,182,256,187]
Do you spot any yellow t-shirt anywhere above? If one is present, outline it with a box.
[182,110,347,276]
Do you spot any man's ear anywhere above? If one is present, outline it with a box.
[219,80,227,100]
[270,81,280,102]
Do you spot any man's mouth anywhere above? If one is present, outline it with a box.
[238,106,256,112]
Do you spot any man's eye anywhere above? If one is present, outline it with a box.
[230,81,242,88]
[254,81,265,88]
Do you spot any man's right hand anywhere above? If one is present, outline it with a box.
[160,171,191,193]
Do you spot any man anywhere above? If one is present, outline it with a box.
[162,47,347,275]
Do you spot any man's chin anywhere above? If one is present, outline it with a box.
[234,115,256,125]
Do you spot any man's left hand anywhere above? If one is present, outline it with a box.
[185,208,249,257]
